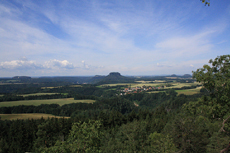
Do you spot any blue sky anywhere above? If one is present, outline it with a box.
[0,0,229,77]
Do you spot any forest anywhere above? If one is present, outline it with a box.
[0,55,229,153]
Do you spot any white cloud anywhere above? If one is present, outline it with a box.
[0,60,43,70]
[0,1,229,76]
[44,59,75,69]
[0,59,76,70]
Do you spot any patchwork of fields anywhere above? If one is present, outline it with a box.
[0,80,201,120]
[100,80,202,95]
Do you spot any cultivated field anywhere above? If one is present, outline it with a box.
[41,86,62,89]
[20,93,60,97]
[148,86,202,95]
[148,91,166,94]
[100,81,201,89]
[175,86,202,95]
[0,98,95,107]
[101,82,164,88]
[69,85,82,87]
[164,82,201,89]
[101,83,135,87]
[0,113,70,120]
[135,80,165,83]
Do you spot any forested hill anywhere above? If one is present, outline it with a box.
[96,72,135,85]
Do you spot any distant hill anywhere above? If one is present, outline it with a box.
[170,74,177,77]
[95,72,135,85]
[12,76,31,80]
[90,75,106,84]
[182,74,192,78]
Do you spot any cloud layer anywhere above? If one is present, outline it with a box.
[0,0,229,76]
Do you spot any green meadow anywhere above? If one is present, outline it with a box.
[175,87,202,95]
[0,113,70,120]
[20,93,60,97]
[0,98,95,107]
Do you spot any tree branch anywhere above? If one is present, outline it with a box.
[219,116,230,153]
[220,142,230,153]
[219,116,230,133]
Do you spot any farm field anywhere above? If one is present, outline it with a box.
[101,83,136,87]
[175,86,202,95]
[69,85,82,87]
[147,86,202,95]
[0,98,95,107]
[101,81,201,89]
[101,82,164,88]
[135,80,166,83]
[41,86,62,89]
[0,113,70,120]
[164,82,201,89]
[148,91,166,94]
[0,83,25,85]
[20,93,60,97]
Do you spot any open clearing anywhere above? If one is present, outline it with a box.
[101,83,164,88]
[101,81,201,89]
[175,86,202,95]
[41,86,62,89]
[148,91,166,94]
[101,83,135,87]
[20,93,60,97]
[164,83,201,89]
[135,80,165,83]
[0,98,95,107]
[0,113,70,120]
[148,86,202,95]
[69,85,82,87]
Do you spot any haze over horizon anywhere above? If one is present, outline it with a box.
[0,0,230,77]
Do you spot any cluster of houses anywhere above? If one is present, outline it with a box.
[119,85,165,95]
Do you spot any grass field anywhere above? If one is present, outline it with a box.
[148,91,166,93]
[101,83,134,87]
[101,83,164,88]
[175,86,202,95]
[135,80,165,83]
[164,83,201,89]
[69,85,82,87]
[20,93,60,97]
[41,86,62,89]
[0,98,95,107]
[147,86,202,95]
[0,113,70,120]
[0,83,25,85]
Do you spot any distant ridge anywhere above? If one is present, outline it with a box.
[95,72,134,85]
[12,76,31,80]
[182,74,192,78]
[170,74,177,77]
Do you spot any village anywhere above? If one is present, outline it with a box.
[119,85,165,95]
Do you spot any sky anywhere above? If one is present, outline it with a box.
[0,0,230,77]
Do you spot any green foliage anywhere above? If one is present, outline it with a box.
[39,141,71,153]
[164,112,212,152]
[101,120,149,152]
[193,55,230,107]
[146,132,178,153]
[67,120,104,153]
[206,132,229,153]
